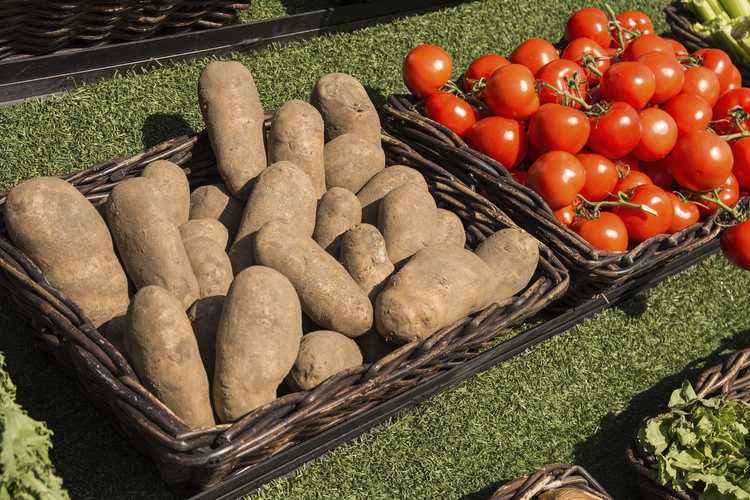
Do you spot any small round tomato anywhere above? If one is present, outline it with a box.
[667,192,700,233]
[632,108,678,162]
[573,212,629,251]
[612,170,653,197]
[613,184,673,243]
[403,44,453,97]
[537,59,589,108]
[510,38,559,75]
[695,174,740,215]
[694,48,734,93]
[424,92,477,137]
[617,155,641,172]
[467,116,527,169]
[666,38,689,59]
[726,65,742,93]
[554,204,577,225]
[681,66,720,106]
[641,158,674,189]
[566,7,612,48]
[670,130,734,191]
[587,101,642,158]
[463,54,510,93]
[527,151,586,209]
[623,34,673,61]
[662,93,711,136]
[731,137,750,191]
[528,103,590,155]
[511,169,528,185]
[721,220,750,270]
[712,87,750,134]
[600,61,656,110]
[577,153,618,201]
[562,37,611,84]
[483,64,540,120]
[637,51,685,104]
[617,10,655,36]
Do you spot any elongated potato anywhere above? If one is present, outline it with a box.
[125,286,214,429]
[180,219,230,250]
[229,161,317,274]
[340,223,393,299]
[189,184,244,241]
[183,237,233,298]
[255,220,373,337]
[5,177,130,327]
[357,165,428,224]
[142,160,190,227]
[199,61,266,199]
[430,209,466,248]
[287,331,363,391]
[311,73,381,144]
[324,134,385,193]
[214,266,302,422]
[378,182,437,265]
[375,246,495,344]
[475,228,539,303]
[268,100,326,197]
[106,177,199,309]
[188,295,224,381]
[313,188,361,254]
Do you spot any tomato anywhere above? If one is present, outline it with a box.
[712,87,750,134]
[463,54,510,93]
[616,10,655,36]
[528,103,590,155]
[511,169,528,185]
[612,170,653,198]
[694,48,734,93]
[403,44,453,97]
[577,153,618,201]
[587,101,642,158]
[637,51,685,104]
[681,66,720,106]
[667,192,700,233]
[641,158,674,189]
[632,108,678,162]
[424,92,477,137]
[527,151,586,209]
[561,37,611,84]
[554,204,577,225]
[483,64,540,120]
[537,59,589,108]
[566,7,612,48]
[731,137,750,191]
[613,184,673,243]
[467,117,527,169]
[510,38,559,75]
[617,155,641,172]
[666,38,689,59]
[573,212,629,251]
[670,130,734,191]
[695,174,740,215]
[600,61,656,110]
[662,93,711,136]
[726,65,742,93]
[721,220,750,270]
[623,34,673,61]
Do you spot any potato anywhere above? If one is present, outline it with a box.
[313,187,361,254]
[357,165,428,224]
[198,61,266,199]
[106,177,199,309]
[339,223,393,299]
[180,219,230,250]
[430,209,466,248]
[141,160,190,227]
[268,100,326,198]
[378,182,437,265]
[255,220,373,337]
[189,184,244,241]
[287,331,363,391]
[311,73,381,144]
[4,177,130,328]
[188,295,224,381]
[355,330,395,364]
[475,228,539,303]
[124,286,214,429]
[375,246,495,344]
[324,133,385,193]
[213,266,302,422]
[183,237,233,298]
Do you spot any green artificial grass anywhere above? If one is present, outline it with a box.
[1,0,749,499]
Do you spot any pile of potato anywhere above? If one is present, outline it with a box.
[4,61,540,430]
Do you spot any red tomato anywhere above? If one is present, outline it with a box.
[641,158,674,189]
[483,64,540,120]
[666,38,689,59]
[587,101,642,158]
[662,93,711,136]
[695,174,740,215]
[614,184,673,243]
[617,10,655,36]
[694,48,734,93]
[467,117,527,169]
[667,192,700,233]
[566,7,612,48]
[731,137,750,191]
[623,34,673,61]
[403,44,453,97]
[537,59,589,108]
[726,65,743,93]
[670,130,734,191]
[632,108,678,162]
[573,212,629,251]
[561,37,611,84]
[713,87,750,134]
[554,204,577,226]
[424,92,477,137]
[511,169,528,185]
[637,51,685,104]
[600,61,656,110]
[617,155,641,172]
[463,54,510,93]
[527,151,586,209]
[528,103,590,155]
[612,170,653,197]
[510,38,559,75]
[577,153,618,201]
[721,220,750,270]
[681,66,720,106]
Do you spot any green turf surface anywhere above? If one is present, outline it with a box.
[1,0,749,498]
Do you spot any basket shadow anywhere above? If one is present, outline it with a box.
[279,0,344,14]
[141,113,196,150]
[459,479,507,500]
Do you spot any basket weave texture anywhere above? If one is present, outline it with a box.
[490,463,613,500]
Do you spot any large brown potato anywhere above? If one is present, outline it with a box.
[475,228,539,303]
[183,237,233,298]
[287,331,363,391]
[180,219,230,250]
[313,187,361,254]
[198,61,266,199]
[378,182,437,265]
[357,165,428,224]
[430,208,466,248]
[339,223,393,299]
[324,134,385,193]
[124,286,214,429]
[189,184,244,241]
[311,73,381,145]
[4,177,130,327]
[141,160,190,227]
[188,295,225,382]
[213,266,302,422]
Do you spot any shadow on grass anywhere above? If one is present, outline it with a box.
[279,0,344,14]
[142,113,195,150]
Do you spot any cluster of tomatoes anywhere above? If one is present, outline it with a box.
[402,7,750,269]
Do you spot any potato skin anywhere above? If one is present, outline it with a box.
[311,73,381,145]
[106,177,199,309]
[475,228,539,303]
[324,133,385,193]
[198,61,266,199]
[268,100,326,198]
[287,331,363,391]
[183,237,233,298]
[213,266,302,422]
[188,295,225,382]
[355,330,395,364]
[430,209,466,248]
[125,286,214,429]
[378,182,437,265]
[142,160,190,227]
[5,177,130,327]
[189,184,244,241]
[255,220,373,337]
[357,165,428,224]
[339,223,394,299]
[313,188,361,254]
[180,219,230,250]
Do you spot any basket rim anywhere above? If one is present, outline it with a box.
[490,463,613,499]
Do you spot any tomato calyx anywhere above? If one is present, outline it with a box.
[716,108,750,136]
[440,79,469,99]
[579,53,605,78]
[690,187,744,221]
[577,192,658,218]
[681,54,702,68]
[604,4,640,53]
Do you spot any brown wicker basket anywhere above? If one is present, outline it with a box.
[490,463,613,500]
[383,94,728,303]
[0,123,568,494]
[627,347,750,499]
